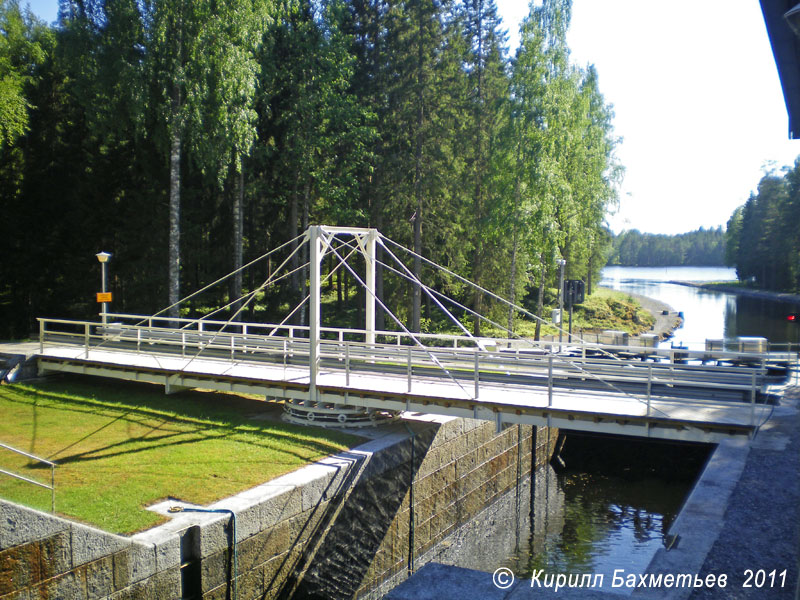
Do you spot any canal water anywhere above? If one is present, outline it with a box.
[475,266,799,589]
[601,265,800,349]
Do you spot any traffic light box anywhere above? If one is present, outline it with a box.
[563,279,585,307]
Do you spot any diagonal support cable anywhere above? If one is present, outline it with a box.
[325,241,476,401]
[378,238,474,341]
[266,238,363,338]
[380,233,625,362]
[377,234,670,416]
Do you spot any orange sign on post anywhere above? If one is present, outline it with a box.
[96,292,112,303]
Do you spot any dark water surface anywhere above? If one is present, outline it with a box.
[485,434,709,593]
[601,266,800,349]
[477,266,798,589]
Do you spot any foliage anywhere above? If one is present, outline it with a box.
[0,378,358,533]
[608,227,726,267]
[725,162,800,293]
[0,1,48,147]
[0,0,622,339]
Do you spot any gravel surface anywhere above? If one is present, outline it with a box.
[690,384,800,599]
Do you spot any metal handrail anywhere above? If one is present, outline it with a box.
[40,317,769,380]
[41,315,797,361]
[0,442,56,513]
[37,316,788,413]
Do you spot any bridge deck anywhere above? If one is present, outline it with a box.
[37,344,772,443]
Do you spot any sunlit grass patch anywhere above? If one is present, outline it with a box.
[0,377,360,534]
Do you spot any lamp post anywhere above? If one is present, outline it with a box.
[557,259,566,350]
[96,252,111,325]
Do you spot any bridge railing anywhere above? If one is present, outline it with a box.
[38,316,784,420]
[71,313,800,366]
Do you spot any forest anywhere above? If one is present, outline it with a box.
[608,227,726,267]
[0,0,620,340]
[725,162,800,293]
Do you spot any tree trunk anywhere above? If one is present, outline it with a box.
[300,179,310,327]
[231,164,244,320]
[508,143,522,339]
[535,255,546,341]
[472,0,485,338]
[373,173,385,332]
[411,1,425,334]
[290,173,300,322]
[168,107,181,320]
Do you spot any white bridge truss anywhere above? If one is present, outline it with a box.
[34,226,797,440]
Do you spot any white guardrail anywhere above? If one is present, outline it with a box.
[36,315,799,424]
[0,442,56,513]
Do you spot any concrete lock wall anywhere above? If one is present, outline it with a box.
[1,418,557,600]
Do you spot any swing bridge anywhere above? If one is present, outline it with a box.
[35,226,795,443]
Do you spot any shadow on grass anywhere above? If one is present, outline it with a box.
[0,375,361,467]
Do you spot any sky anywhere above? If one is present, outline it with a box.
[22,0,800,235]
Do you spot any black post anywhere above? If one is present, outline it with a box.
[569,303,573,342]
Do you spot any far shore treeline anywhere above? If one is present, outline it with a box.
[607,228,726,268]
[725,163,800,294]
[0,0,621,340]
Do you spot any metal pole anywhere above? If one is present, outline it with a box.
[309,226,323,401]
[548,354,553,407]
[568,303,573,343]
[474,352,480,399]
[558,266,564,346]
[101,261,107,326]
[345,342,350,386]
[407,346,412,393]
[365,229,377,347]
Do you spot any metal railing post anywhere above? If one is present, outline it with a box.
[548,354,554,407]
[0,442,56,514]
[181,331,186,358]
[39,320,44,353]
[407,346,412,393]
[345,342,350,386]
[474,352,480,399]
[750,371,756,427]
[84,323,90,355]
[647,363,652,418]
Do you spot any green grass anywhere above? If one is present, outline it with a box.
[0,377,360,534]
[572,288,656,334]
[392,287,656,340]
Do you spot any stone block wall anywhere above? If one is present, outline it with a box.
[1,419,556,600]
[0,500,181,599]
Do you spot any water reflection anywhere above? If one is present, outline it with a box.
[601,266,800,348]
[504,466,686,587]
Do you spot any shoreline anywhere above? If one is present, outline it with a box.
[669,280,800,304]
[597,286,682,341]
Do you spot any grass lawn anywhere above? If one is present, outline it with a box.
[571,288,656,334]
[0,376,360,534]
[465,288,656,339]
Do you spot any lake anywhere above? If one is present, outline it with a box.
[600,265,800,349]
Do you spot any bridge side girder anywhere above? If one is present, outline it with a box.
[37,356,756,444]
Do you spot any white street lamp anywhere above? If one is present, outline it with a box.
[96,252,111,325]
